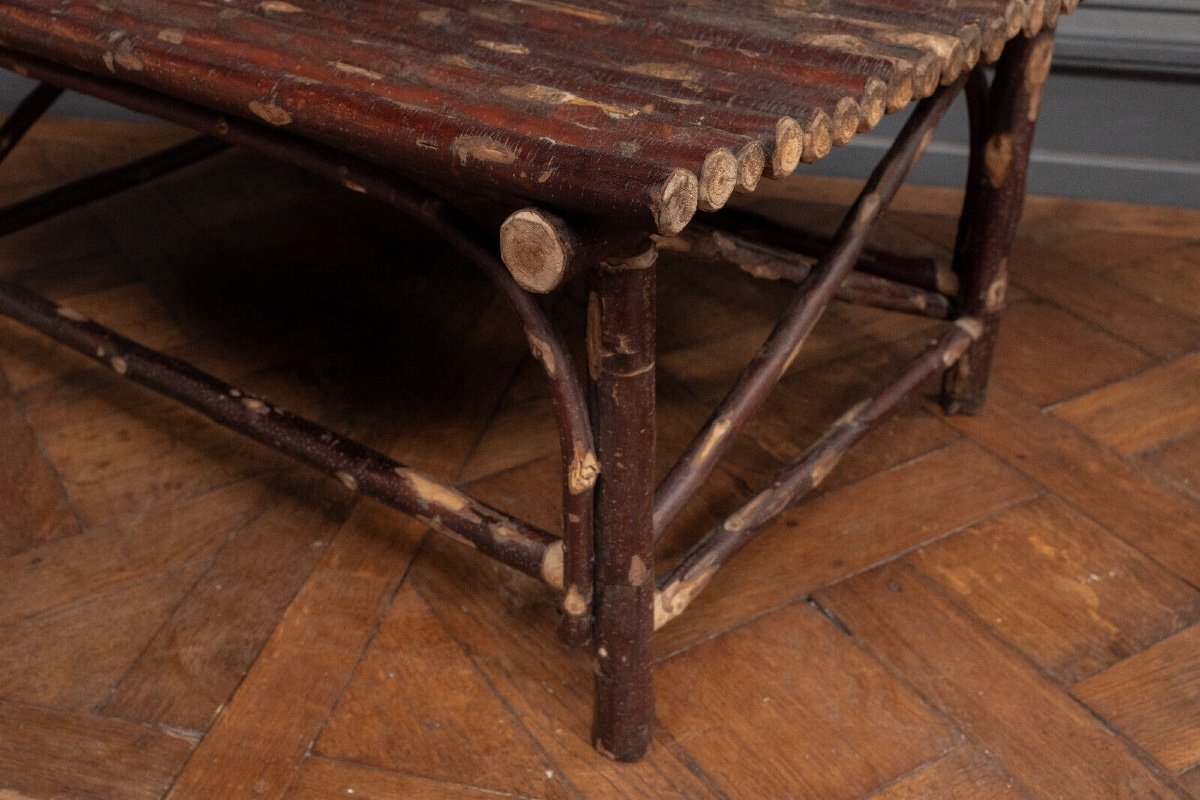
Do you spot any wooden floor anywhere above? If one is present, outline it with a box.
[1,119,1198,800]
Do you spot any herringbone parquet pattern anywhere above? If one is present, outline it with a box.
[1,119,1198,799]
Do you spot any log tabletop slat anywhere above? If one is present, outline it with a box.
[0,0,1075,234]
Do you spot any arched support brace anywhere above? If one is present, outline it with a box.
[0,50,599,647]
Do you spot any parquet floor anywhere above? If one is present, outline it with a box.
[1,119,1198,800]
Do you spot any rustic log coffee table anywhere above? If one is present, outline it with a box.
[0,0,1074,761]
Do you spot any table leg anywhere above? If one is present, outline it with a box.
[944,28,1056,414]
[588,243,657,761]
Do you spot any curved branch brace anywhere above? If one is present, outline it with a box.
[0,53,599,645]
[654,317,983,629]
[653,76,966,541]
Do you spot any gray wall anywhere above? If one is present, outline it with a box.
[3,2,1199,207]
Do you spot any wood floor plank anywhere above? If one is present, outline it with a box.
[0,701,195,800]
[815,564,1180,799]
[1141,430,1200,502]
[1052,352,1200,456]
[1181,767,1200,798]
[722,357,962,497]
[410,534,722,800]
[315,584,572,799]
[865,746,1032,800]
[163,503,423,800]
[0,368,80,558]
[989,299,1156,408]
[1107,243,1200,323]
[655,441,1037,656]
[1074,624,1200,775]
[943,383,1200,586]
[100,472,353,732]
[287,756,529,800]
[659,301,935,403]
[912,496,1200,684]
[40,399,277,527]
[0,559,206,712]
[1009,249,1200,360]
[656,603,956,800]
[0,478,266,626]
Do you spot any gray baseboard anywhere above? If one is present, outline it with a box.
[803,68,1200,209]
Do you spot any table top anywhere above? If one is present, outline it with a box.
[0,1,1075,234]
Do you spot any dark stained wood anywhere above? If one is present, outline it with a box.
[656,441,1037,656]
[589,247,658,761]
[913,496,1200,684]
[1074,624,1200,776]
[288,756,529,800]
[942,383,1200,586]
[314,584,572,798]
[816,565,1182,799]
[0,701,195,800]
[0,367,80,557]
[163,504,426,800]
[942,31,1053,414]
[0,0,1069,234]
[866,746,1031,799]
[656,602,956,799]
[2,113,1197,795]
[1051,351,1200,457]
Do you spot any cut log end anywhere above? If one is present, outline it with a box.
[697,148,738,212]
[832,97,860,147]
[980,17,1011,63]
[652,168,699,236]
[860,77,888,131]
[802,110,833,164]
[941,40,969,85]
[1025,0,1048,35]
[771,116,804,177]
[912,52,942,99]
[885,72,915,114]
[499,208,571,294]
[958,25,984,72]
[734,141,765,193]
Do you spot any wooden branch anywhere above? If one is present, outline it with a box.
[0,52,604,646]
[499,208,646,295]
[654,318,982,629]
[659,224,952,319]
[0,81,61,166]
[734,141,766,193]
[589,244,657,761]
[944,30,1054,414]
[653,77,965,541]
[0,136,229,238]
[0,279,562,586]
[702,207,959,296]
